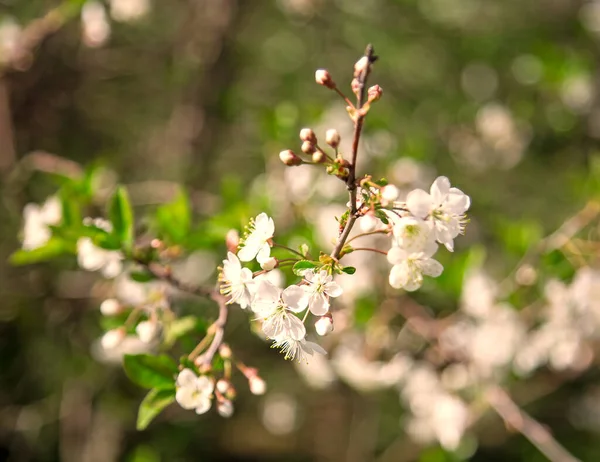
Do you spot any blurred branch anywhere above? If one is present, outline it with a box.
[392,298,582,462]
[485,386,581,462]
[500,200,600,295]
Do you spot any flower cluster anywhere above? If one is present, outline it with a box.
[219,213,343,362]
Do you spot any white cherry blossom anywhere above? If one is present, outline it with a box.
[219,252,254,309]
[175,369,214,415]
[77,237,123,278]
[238,213,275,266]
[271,336,327,362]
[253,281,307,341]
[406,176,470,251]
[302,269,343,316]
[387,241,443,291]
[391,216,434,253]
[22,196,62,250]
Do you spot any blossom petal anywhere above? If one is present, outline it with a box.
[176,368,197,388]
[324,281,343,298]
[195,396,212,415]
[309,293,329,316]
[406,189,433,218]
[196,375,214,394]
[389,264,409,289]
[237,244,256,262]
[176,387,203,410]
[421,258,443,277]
[446,188,470,214]
[282,285,308,312]
[387,246,407,265]
[430,176,451,204]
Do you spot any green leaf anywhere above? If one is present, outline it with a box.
[129,270,156,283]
[341,266,356,275]
[163,316,207,347]
[109,186,134,248]
[136,388,176,430]
[298,243,310,257]
[292,260,317,276]
[374,209,389,224]
[9,238,67,265]
[123,354,178,390]
[155,188,191,244]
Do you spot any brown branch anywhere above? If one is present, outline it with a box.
[196,292,228,367]
[485,386,581,462]
[139,260,213,298]
[331,45,377,260]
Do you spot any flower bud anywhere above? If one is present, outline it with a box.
[381,184,399,203]
[315,69,335,89]
[101,328,125,350]
[226,229,239,253]
[217,399,234,418]
[360,213,379,233]
[219,343,232,359]
[315,315,333,336]
[136,320,159,343]
[301,141,316,154]
[368,85,383,102]
[279,149,302,167]
[260,257,277,271]
[100,298,121,316]
[325,129,340,148]
[312,151,326,163]
[354,56,369,77]
[299,128,317,144]
[249,376,267,395]
[351,78,360,96]
[216,379,230,394]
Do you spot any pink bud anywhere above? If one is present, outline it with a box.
[368,84,383,102]
[279,149,302,166]
[100,298,121,316]
[219,343,232,359]
[354,56,369,77]
[216,379,230,394]
[136,320,159,343]
[226,229,239,253]
[101,328,125,350]
[249,376,267,395]
[315,316,333,336]
[312,151,326,163]
[217,400,234,418]
[301,141,316,154]
[299,128,317,144]
[315,69,335,89]
[325,129,340,148]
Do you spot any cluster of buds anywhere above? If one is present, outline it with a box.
[279,127,350,180]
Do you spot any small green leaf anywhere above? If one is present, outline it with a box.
[298,243,310,257]
[109,186,134,248]
[163,316,206,347]
[374,209,389,225]
[292,260,317,276]
[136,388,176,430]
[155,188,191,244]
[123,354,178,390]
[341,266,356,275]
[9,238,67,265]
[129,270,156,283]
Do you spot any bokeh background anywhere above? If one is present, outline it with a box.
[2,0,600,461]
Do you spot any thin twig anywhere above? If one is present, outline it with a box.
[331,45,377,260]
[272,242,306,259]
[197,292,228,367]
[485,386,581,462]
[351,247,387,256]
